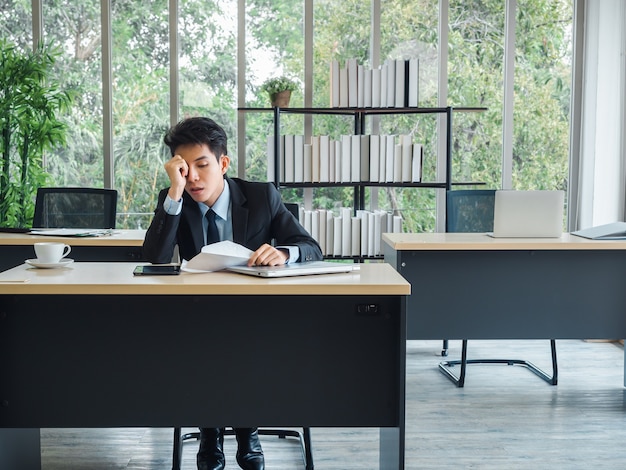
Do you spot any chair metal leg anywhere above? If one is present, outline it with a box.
[441,339,449,357]
[173,427,314,469]
[172,427,182,470]
[439,339,558,388]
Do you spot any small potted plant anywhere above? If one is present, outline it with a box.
[260,76,299,107]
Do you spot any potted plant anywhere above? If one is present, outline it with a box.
[260,76,299,107]
[0,39,73,228]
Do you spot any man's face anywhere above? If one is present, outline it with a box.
[177,143,230,207]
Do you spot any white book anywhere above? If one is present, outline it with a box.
[280,135,285,183]
[340,135,351,183]
[304,210,312,235]
[339,66,348,108]
[374,211,383,255]
[311,135,320,183]
[369,134,380,182]
[367,212,376,257]
[347,58,358,107]
[412,143,423,182]
[401,134,412,182]
[357,210,369,257]
[408,58,419,107]
[395,59,406,108]
[386,135,396,183]
[372,68,381,108]
[329,140,336,183]
[334,141,341,183]
[317,209,327,255]
[333,216,342,256]
[357,64,365,108]
[284,134,294,183]
[330,59,340,108]
[379,63,387,108]
[364,68,372,108]
[350,135,361,183]
[378,135,387,183]
[351,217,361,257]
[393,215,403,233]
[311,210,320,246]
[393,144,402,182]
[385,59,395,108]
[266,134,275,183]
[360,135,370,182]
[326,211,334,257]
[294,135,304,183]
[319,135,330,183]
[341,207,352,256]
[303,143,312,182]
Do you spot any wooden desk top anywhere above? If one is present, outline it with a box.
[0,230,146,246]
[382,232,626,251]
[0,262,410,296]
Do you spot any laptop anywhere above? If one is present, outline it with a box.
[489,190,564,238]
[227,261,359,278]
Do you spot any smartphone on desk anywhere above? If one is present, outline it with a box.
[133,265,181,276]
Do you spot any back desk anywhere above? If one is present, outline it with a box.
[0,261,409,470]
[0,230,146,271]
[383,232,626,384]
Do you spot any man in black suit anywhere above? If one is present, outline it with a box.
[143,117,322,470]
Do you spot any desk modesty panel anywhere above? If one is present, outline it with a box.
[0,262,410,470]
[0,230,146,270]
[383,232,626,341]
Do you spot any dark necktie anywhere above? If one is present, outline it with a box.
[206,209,220,245]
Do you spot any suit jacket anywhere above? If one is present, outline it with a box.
[143,177,322,264]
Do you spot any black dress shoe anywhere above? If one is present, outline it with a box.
[234,427,265,470]
[197,427,225,470]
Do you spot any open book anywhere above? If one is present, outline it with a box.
[181,240,252,272]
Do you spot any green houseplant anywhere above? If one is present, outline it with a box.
[0,39,73,228]
[260,76,299,107]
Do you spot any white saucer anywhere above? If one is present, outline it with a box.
[25,258,74,269]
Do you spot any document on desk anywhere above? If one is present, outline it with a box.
[571,222,626,240]
[181,240,253,273]
[29,228,115,237]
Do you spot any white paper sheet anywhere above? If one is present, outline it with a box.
[181,240,253,273]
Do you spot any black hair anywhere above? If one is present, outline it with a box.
[163,117,228,160]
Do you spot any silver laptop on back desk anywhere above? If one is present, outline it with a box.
[490,190,564,238]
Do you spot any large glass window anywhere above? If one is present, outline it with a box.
[1,0,573,232]
[111,0,170,229]
[243,0,304,183]
[512,0,572,192]
[42,1,105,192]
[0,0,32,49]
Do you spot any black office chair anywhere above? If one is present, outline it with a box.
[439,189,558,387]
[32,187,118,229]
[284,202,300,221]
[172,202,313,470]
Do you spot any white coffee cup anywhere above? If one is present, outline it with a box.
[34,242,72,264]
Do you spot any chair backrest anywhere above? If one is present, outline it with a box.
[446,189,496,233]
[32,187,118,229]
[284,203,300,220]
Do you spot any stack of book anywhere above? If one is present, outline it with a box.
[295,207,403,258]
[267,134,423,184]
[329,58,419,108]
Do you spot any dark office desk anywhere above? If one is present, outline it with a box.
[383,232,626,384]
[0,230,146,271]
[0,262,409,469]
